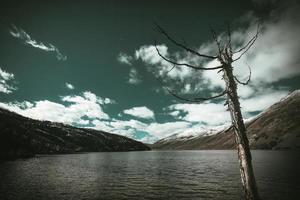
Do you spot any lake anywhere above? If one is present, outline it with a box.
[0,150,299,200]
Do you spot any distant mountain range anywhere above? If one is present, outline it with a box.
[152,90,300,150]
[1,90,299,160]
[0,108,150,160]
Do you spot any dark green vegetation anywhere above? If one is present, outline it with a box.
[152,90,300,150]
[0,108,150,160]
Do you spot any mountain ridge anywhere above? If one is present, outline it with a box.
[152,90,300,150]
[0,107,150,160]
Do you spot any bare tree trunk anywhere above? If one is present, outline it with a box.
[223,64,260,200]
[153,22,261,199]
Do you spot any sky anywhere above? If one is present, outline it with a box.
[0,0,299,143]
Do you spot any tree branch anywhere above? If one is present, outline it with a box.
[211,27,222,55]
[234,63,252,85]
[166,87,227,103]
[233,23,260,62]
[167,64,177,73]
[226,22,232,54]
[154,41,223,71]
[155,23,217,59]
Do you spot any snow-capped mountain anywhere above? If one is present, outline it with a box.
[152,90,300,150]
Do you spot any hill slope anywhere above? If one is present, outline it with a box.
[152,90,300,150]
[0,108,150,160]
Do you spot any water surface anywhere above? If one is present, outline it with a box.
[0,150,299,200]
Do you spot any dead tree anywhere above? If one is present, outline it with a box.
[154,23,260,200]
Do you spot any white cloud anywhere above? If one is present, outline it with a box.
[135,44,168,65]
[0,67,17,94]
[103,98,113,104]
[3,8,298,144]
[90,116,194,143]
[117,52,142,85]
[140,121,224,143]
[123,106,154,119]
[92,119,113,131]
[0,91,111,125]
[197,3,300,90]
[134,44,208,94]
[127,1,300,99]
[0,88,290,144]
[122,44,206,92]
[134,44,194,80]
[0,67,14,80]
[10,25,67,61]
[0,93,188,143]
[108,2,299,143]
[128,68,141,84]
[237,85,255,99]
[105,10,300,141]
[65,82,75,90]
[117,52,133,65]
[145,121,191,139]
[63,91,114,105]
[0,82,12,94]
[232,17,300,85]
[91,118,147,139]
[111,119,147,132]
[167,89,289,127]
[240,90,289,113]
[92,118,193,143]
[168,103,230,126]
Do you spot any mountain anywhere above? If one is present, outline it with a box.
[152,90,300,150]
[0,108,150,160]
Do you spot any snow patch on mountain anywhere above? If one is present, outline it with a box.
[159,124,230,142]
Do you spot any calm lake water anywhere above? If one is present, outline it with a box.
[0,150,299,200]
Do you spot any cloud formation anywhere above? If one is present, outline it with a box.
[91,118,193,143]
[117,52,142,85]
[117,52,133,65]
[0,93,194,143]
[10,25,67,61]
[0,91,111,125]
[168,103,230,126]
[110,2,299,142]
[65,82,75,90]
[167,89,289,125]
[121,0,300,98]
[200,1,300,92]
[128,68,141,84]
[123,106,154,119]
[133,44,215,94]
[0,87,290,144]
[0,67,17,94]
[2,1,298,144]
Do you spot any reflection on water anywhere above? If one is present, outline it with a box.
[0,150,299,200]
